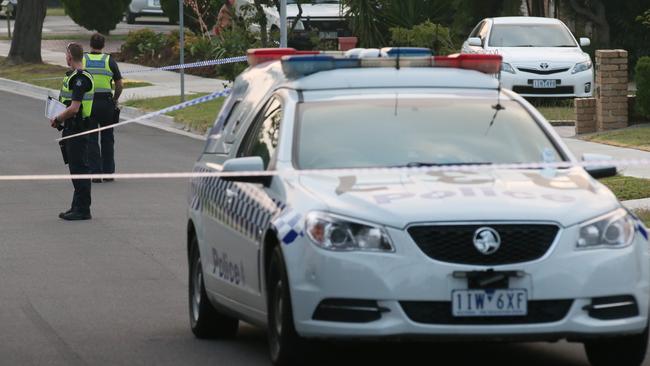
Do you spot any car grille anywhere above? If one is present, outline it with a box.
[407,224,559,265]
[517,67,570,75]
[512,86,575,95]
[400,300,573,325]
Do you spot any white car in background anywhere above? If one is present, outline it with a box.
[462,17,594,98]
[235,0,348,41]
[126,0,164,24]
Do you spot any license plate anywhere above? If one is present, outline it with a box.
[452,289,527,317]
[319,31,338,40]
[532,79,556,88]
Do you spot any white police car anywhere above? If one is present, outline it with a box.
[186,48,650,366]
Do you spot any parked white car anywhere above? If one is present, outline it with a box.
[235,0,348,41]
[186,48,649,366]
[126,0,164,24]
[462,17,594,98]
[0,0,17,19]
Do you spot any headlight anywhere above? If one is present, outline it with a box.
[577,209,635,249]
[572,60,592,74]
[501,62,516,74]
[305,212,394,252]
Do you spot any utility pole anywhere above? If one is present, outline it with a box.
[179,0,185,102]
[280,0,287,48]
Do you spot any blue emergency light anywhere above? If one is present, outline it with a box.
[381,47,433,58]
[281,55,360,78]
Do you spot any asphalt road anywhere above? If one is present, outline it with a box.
[0,90,645,366]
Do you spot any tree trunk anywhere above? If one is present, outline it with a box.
[8,0,47,64]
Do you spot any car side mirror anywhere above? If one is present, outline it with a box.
[221,156,272,186]
[579,38,591,47]
[468,37,482,47]
[582,153,617,179]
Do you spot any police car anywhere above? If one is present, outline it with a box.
[186,48,650,366]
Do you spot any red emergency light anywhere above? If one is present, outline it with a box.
[433,54,503,74]
[247,48,320,67]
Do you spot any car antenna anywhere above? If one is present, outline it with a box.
[485,70,505,135]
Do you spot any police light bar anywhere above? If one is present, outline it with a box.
[381,47,432,58]
[247,48,320,67]
[282,55,359,78]
[433,54,502,74]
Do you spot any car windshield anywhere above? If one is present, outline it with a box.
[489,24,577,47]
[295,96,564,170]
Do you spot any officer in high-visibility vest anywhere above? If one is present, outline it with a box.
[83,33,123,183]
[50,42,95,221]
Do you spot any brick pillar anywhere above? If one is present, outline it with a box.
[575,98,596,134]
[595,50,628,131]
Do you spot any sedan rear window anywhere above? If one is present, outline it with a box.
[295,97,563,170]
[489,24,577,47]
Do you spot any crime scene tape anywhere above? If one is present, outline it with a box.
[1,159,650,182]
[29,55,248,81]
[56,88,232,142]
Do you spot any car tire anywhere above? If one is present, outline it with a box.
[126,11,136,24]
[267,246,306,366]
[584,326,649,366]
[188,237,239,339]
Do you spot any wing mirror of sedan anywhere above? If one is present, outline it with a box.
[468,37,483,47]
[582,153,617,179]
[221,156,272,186]
[579,37,591,47]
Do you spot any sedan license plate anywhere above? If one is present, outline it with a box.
[532,79,557,88]
[452,289,527,317]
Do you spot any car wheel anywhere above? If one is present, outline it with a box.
[584,326,649,366]
[267,246,305,365]
[126,11,136,24]
[188,237,239,339]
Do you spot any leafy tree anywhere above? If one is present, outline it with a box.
[390,21,455,55]
[7,0,47,64]
[60,0,131,34]
[161,0,223,34]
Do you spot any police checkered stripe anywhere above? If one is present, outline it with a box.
[121,56,248,75]
[273,208,304,245]
[57,88,233,142]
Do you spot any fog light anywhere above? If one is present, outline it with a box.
[585,82,591,93]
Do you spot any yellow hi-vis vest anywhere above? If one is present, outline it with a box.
[59,70,95,119]
[82,53,113,94]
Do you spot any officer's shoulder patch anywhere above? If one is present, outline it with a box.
[75,79,83,87]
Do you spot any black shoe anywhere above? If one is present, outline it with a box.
[60,211,92,221]
[92,179,103,183]
[58,209,73,219]
[103,178,114,182]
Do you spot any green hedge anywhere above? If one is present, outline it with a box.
[636,56,650,119]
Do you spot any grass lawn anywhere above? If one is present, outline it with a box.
[125,93,225,132]
[0,56,151,89]
[599,175,650,201]
[583,125,650,152]
[46,7,66,16]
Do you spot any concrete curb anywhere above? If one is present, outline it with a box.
[0,77,207,141]
[622,198,650,211]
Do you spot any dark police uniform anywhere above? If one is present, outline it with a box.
[58,69,94,218]
[83,52,122,178]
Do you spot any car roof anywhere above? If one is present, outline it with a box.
[236,61,500,96]
[490,16,563,25]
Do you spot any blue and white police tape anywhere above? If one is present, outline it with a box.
[2,159,650,181]
[28,55,248,81]
[56,88,232,142]
[121,55,248,75]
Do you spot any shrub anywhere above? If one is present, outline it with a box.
[120,29,174,65]
[636,56,650,119]
[389,21,456,56]
[60,0,130,34]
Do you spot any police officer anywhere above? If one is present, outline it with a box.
[83,33,123,183]
[50,43,95,221]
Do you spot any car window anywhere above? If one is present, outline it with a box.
[469,21,484,38]
[204,99,241,154]
[237,97,283,169]
[489,24,577,47]
[295,97,564,170]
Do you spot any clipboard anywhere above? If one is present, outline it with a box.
[45,97,67,119]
